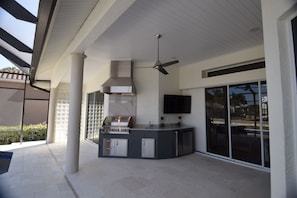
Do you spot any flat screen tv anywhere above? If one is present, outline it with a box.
[163,94,191,114]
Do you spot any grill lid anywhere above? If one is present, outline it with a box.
[102,116,133,128]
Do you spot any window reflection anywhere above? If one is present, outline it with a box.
[205,81,270,167]
[261,81,270,167]
[229,83,261,165]
[206,86,229,157]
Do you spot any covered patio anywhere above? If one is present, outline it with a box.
[1,0,296,197]
[0,141,270,198]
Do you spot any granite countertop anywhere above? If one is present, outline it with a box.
[130,124,193,131]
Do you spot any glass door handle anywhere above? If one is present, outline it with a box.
[175,131,178,156]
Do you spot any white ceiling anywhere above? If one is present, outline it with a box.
[37,0,263,83]
[87,0,263,65]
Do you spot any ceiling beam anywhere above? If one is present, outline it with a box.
[0,28,33,53]
[0,0,37,23]
[0,45,30,68]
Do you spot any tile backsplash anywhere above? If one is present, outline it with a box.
[108,94,136,118]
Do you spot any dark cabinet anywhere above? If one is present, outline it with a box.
[158,131,176,158]
[99,127,194,159]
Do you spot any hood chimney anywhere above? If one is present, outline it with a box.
[100,61,136,94]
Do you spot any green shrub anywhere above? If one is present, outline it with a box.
[23,123,47,141]
[0,123,47,145]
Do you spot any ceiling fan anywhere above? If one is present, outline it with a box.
[153,34,179,75]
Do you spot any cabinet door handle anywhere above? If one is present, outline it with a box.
[175,131,178,156]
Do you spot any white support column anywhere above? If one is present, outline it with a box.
[46,87,57,143]
[65,53,85,174]
[261,1,297,197]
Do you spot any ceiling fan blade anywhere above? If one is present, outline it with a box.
[152,34,177,75]
[160,60,179,67]
[158,67,168,75]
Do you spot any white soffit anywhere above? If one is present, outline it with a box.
[36,0,263,83]
[88,0,263,66]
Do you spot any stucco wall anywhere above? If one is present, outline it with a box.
[134,62,160,125]
[133,62,182,125]
[179,45,266,153]
[261,0,297,197]
[179,45,265,89]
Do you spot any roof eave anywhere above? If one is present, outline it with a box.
[30,0,57,82]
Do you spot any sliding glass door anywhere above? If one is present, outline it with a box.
[206,81,270,167]
[229,83,261,165]
[205,86,229,157]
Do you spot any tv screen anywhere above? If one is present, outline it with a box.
[163,95,191,114]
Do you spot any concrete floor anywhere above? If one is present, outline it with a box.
[0,141,270,198]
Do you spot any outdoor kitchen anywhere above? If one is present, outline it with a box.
[98,60,194,159]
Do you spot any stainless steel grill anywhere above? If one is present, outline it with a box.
[101,116,133,134]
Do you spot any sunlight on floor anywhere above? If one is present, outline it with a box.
[0,140,46,151]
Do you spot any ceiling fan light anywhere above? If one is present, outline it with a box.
[154,60,161,68]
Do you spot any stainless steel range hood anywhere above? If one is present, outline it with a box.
[100,61,136,94]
